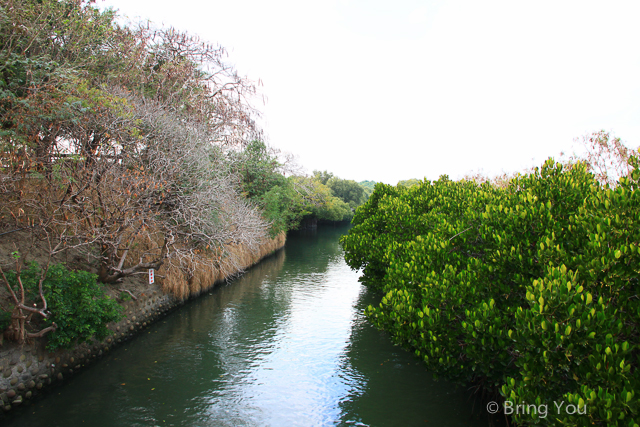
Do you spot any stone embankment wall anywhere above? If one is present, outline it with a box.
[0,234,286,412]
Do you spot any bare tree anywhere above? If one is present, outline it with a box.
[565,130,639,186]
[0,247,57,344]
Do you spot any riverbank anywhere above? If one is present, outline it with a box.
[0,233,286,412]
[1,224,490,427]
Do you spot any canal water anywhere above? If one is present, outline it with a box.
[4,224,489,426]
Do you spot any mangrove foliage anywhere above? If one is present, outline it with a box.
[341,157,640,426]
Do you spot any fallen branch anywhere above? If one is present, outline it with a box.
[27,323,57,338]
[0,227,27,237]
[117,288,137,301]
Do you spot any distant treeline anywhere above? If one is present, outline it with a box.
[233,145,374,234]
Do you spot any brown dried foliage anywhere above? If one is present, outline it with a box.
[1,0,270,287]
[159,232,285,300]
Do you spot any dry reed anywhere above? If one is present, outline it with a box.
[159,232,285,301]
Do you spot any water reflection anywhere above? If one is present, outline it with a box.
[3,225,488,427]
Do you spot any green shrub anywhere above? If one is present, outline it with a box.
[118,291,132,302]
[4,263,122,350]
[260,184,307,236]
[0,309,11,332]
[340,159,640,426]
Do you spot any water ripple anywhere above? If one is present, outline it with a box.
[1,225,489,427]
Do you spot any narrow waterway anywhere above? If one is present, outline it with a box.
[5,224,489,427]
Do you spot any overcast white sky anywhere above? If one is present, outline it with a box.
[100,0,640,185]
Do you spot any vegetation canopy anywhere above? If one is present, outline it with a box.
[341,143,640,426]
[0,0,270,286]
[0,0,373,348]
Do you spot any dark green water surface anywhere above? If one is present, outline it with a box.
[4,224,489,427]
